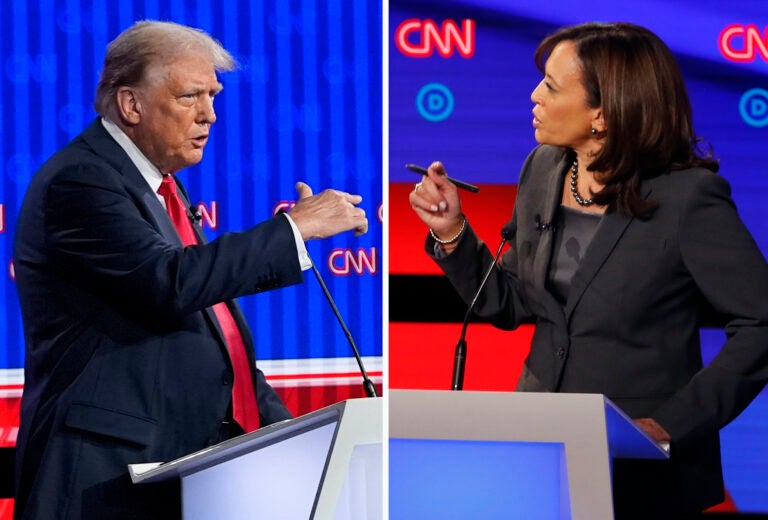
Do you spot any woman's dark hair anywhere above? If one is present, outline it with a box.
[535,22,718,217]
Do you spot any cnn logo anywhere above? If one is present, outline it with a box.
[328,248,378,276]
[395,19,475,58]
[719,24,768,62]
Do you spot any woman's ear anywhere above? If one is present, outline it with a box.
[591,107,606,135]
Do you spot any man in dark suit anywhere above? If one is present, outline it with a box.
[13,21,368,519]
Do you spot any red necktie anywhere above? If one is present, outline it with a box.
[157,175,260,432]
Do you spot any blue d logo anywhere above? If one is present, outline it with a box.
[739,88,768,128]
[416,83,455,122]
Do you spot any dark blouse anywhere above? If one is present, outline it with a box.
[546,205,602,304]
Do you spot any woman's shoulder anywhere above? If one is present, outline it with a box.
[651,166,728,193]
[648,166,733,211]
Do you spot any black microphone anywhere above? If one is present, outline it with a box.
[308,252,377,398]
[534,214,554,233]
[277,209,377,398]
[451,221,517,391]
[188,205,202,223]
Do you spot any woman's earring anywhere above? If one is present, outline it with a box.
[591,128,598,135]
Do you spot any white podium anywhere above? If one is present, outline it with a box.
[389,390,668,520]
[130,397,382,520]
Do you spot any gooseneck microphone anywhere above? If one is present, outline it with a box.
[309,252,378,398]
[277,209,377,397]
[451,221,517,391]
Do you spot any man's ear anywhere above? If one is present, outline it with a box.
[115,87,142,125]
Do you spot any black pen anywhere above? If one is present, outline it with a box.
[405,164,480,193]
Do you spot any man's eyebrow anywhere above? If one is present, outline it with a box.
[176,81,224,95]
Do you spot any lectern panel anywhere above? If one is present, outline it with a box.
[389,438,571,520]
[182,421,337,519]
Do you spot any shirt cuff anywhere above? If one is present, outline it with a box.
[282,213,312,271]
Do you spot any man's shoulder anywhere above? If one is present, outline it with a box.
[33,122,122,186]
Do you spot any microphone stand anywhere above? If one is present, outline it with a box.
[451,225,514,391]
[308,251,378,398]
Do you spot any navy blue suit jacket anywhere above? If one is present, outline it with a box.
[14,119,301,519]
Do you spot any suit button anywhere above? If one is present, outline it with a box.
[556,347,566,359]
[222,371,233,385]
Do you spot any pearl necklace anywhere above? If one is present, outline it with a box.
[569,158,594,206]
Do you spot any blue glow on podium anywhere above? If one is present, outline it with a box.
[389,438,571,519]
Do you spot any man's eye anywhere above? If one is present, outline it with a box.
[545,82,555,92]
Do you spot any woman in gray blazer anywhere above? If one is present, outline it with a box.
[410,22,768,518]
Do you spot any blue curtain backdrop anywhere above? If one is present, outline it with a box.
[0,0,382,368]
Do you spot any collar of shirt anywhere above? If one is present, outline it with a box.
[100,117,166,207]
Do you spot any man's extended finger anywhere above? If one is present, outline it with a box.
[343,192,363,205]
[295,181,314,199]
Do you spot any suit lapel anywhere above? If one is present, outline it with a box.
[563,209,633,323]
[563,182,653,323]
[81,119,232,356]
[171,175,235,354]
[141,190,183,246]
[532,156,568,291]
[79,119,182,245]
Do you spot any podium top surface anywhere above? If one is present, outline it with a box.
[389,390,668,460]
[130,397,382,484]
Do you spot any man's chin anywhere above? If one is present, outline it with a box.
[178,151,205,170]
